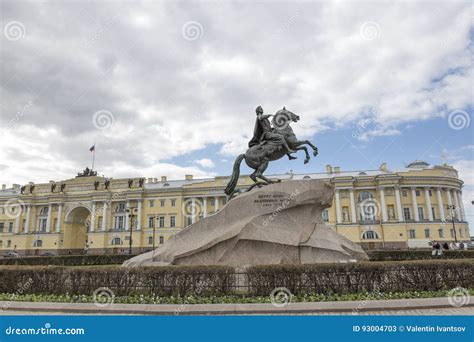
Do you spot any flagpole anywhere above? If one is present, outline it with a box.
[91,145,95,171]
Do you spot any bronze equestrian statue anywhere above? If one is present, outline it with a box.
[225,106,318,197]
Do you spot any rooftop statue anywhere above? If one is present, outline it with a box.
[225,106,318,197]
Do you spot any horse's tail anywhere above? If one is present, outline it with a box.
[225,154,245,196]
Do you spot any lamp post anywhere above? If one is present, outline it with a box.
[446,205,458,243]
[126,206,137,255]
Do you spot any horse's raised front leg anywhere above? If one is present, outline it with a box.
[302,140,318,156]
[294,146,310,164]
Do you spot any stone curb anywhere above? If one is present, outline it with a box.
[1,297,472,315]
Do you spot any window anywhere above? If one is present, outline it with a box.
[438,228,444,238]
[159,236,164,244]
[33,240,42,247]
[431,207,436,220]
[7,240,11,247]
[114,216,125,230]
[8,222,13,232]
[115,203,126,212]
[424,229,430,238]
[149,200,155,208]
[148,216,154,228]
[112,237,122,245]
[357,191,374,203]
[39,207,48,216]
[403,208,411,221]
[362,230,379,240]
[97,217,102,229]
[418,207,424,220]
[409,229,416,239]
[148,236,153,245]
[171,199,176,207]
[39,218,47,231]
[170,216,176,228]
[159,216,165,228]
[187,217,192,226]
[402,190,408,197]
[160,200,165,207]
[415,190,420,196]
[210,198,215,206]
[221,198,227,205]
[0,223,4,233]
[429,190,433,197]
[322,210,329,222]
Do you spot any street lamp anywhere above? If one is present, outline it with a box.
[126,206,137,255]
[446,205,458,243]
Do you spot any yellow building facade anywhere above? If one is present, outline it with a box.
[0,161,470,255]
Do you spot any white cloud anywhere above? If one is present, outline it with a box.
[0,1,472,184]
[193,158,215,168]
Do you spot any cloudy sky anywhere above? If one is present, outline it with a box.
[0,0,472,225]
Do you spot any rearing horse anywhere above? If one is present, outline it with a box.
[224,108,318,197]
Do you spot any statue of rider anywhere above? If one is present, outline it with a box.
[248,106,295,154]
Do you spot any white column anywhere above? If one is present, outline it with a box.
[125,201,130,230]
[379,187,387,222]
[411,188,419,221]
[214,196,219,211]
[457,191,466,221]
[14,207,21,233]
[425,188,433,221]
[446,188,453,206]
[90,202,96,232]
[349,189,357,223]
[395,187,403,222]
[452,189,460,221]
[203,197,207,217]
[191,198,197,224]
[101,202,107,231]
[437,188,445,221]
[24,205,31,233]
[56,204,62,232]
[137,201,142,230]
[335,189,342,224]
[46,204,52,233]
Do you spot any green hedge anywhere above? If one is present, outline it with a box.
[246,259,474,296]
[0,254,136,266]
[0,265,235,297]
[0,260,472,297]
[367,250,474,261]
[1,250,472,267]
